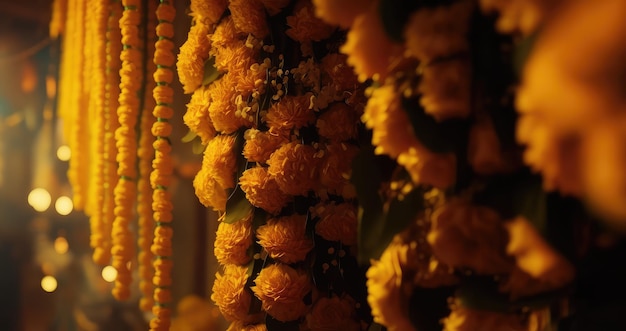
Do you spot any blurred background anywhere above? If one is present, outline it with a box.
[0,0,225,329]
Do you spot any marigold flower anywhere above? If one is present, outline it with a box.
[306,296,360,331]
[418,59,472,121]
[340,1,403,82]
[311,0,372,29]
[252,264,312,322]
[319,142,359,196]
[257,214,314,263]
[311,201,358,246]
[243,129,290,163]
[210,16,246,49]
[265,94,316,133]
[177,21,211,93]
[442,303,545,331]
[286,0,335,42]
[211,264,253,322]
[239,167,291,215]
[479,0,563,35]
[260,0,291,16]
[190,0,228,25]
[427,199,513,275]
[226,321,268,331]
[213,40,257,74]
[209,74,255,134]
[320,53,359,96]
[505,216,574,287]
[229,0,269,39]
[468,115,516,175]
[183,86,216,145]
[404,1,473,63]
[316,103,359,142]
[215,216,253,265]
[193,163,227,211]
[267,142,320,196]
[203,134,237,189]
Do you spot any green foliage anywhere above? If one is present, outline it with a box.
[202,57,220,86]
[224,129,253,224]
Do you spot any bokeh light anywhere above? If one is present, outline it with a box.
[28,188,51,212]
[55,196,73,215]
[56,145,71,161]
[53,236,69,254]
[41,276,58,293]
[101,266,117,283]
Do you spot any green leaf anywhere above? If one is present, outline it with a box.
[224,129,252,224]
[181,129,197,143]
[191,140,205,154]
[202,57,220,86]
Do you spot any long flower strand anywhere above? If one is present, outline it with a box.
[112,0,143,301]
[137,0,158,312]
[149,1,176,329]
[100,0,124,266]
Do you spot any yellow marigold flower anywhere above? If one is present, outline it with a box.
[257,214,314,263]
[214,40,257,74]
[287,0,335,42]
[312,0,372,29]
[177,21,211,94]
[183,86,216,145]
[209,74,255,134]
[442,303,545,331]
[193,162,227,211]
[265,94,316,133]
[479,0,563,35]
[267,141,320,196]
[316,103,359,141]
[190,0,228,25]
[505,216,574,288]
[252,264,312,322]
[427,199,513,275]
[404,1,473,62]
[211,264,253,322]
[204,134,237,189]
[227,320,268,331]
[306,296,360,331]
[468,115,516,175]
[318,142,359,196]
[210,16,246,49]
[239,167,291,215]
[320,53,359,96]
[215,216,253,265]
[311,201,358,246]
[340,1,403,82]
[419,59,471,121]
[229,0,269,39]
[366,242,416,331]
[260,0,290,16]
[243,129,290,163]
[363,84,456,188]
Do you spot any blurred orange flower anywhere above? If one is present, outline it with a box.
[316,103,360,142]
[311,0,371,29]
[306,296,360,331]
[418,59,472,121]
[318,142,359,197]
[286,0,335,42]
[312,201,358,246]
[211,264,254,322]
[177,21,211,93]
[193,167,227,211]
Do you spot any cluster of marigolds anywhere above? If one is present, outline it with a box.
[52,0,626,330]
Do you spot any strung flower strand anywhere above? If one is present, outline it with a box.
[149,1,176,330]
[112,0,143,301]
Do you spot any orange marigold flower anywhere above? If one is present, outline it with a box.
[442,303,546,331]
[215,216,253,265]
[427,199,513,275]
[306,296,360,331]
[177,21,211,93]
[226,321,268,331]
[286,0,335,42]
[265,94,316,133]
[311,201,358,246]
[193,167,227,211]
[209,74,255,134]
[211,264,253,322]
[183,86,216,145]
[190,0,228,25]
[210,16,246,49]
[468,115,517,175]
[419,59,472,121]
[239,167,291,215]
[257,214,314,263]
[203,134,237,189]
[320,53,359,96]
[312,0,372,29]
[252,264,312,322]
[316,103,359,142]
[243,129,290,163]
[340,1,403,82]
[229,0,269,39]
[479,0,563,35]
[318,142,359,196]
[404,1,473,62]
[267,141,320,196]
[214,40,257,74]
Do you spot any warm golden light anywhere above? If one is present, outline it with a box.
[28,188,51,212]
[41,275,58,293]
[55,196,73,215]
[56,145,71,161]
[53,236,69,254]
[101,266,117,283]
